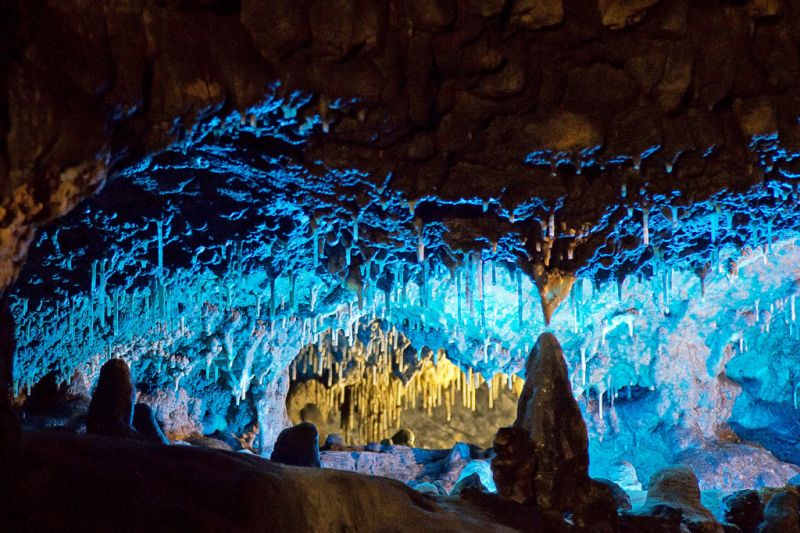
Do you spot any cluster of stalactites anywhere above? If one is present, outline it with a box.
[288,322,524,444]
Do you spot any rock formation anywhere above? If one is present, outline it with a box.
[132,403,169,445]
[492,332,616,529]
[0,295,20,449]
[391,429,415,447]
[643,466,724,533]
[85,359,135,439]
[270,422,321,468]
[723,489,764,533]
[757,490,800,533]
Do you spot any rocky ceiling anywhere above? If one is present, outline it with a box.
[3,0,800,295]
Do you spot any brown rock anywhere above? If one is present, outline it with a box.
[271,422,321,468]
[563,64,638,114]
[757,490,799,533]
[132,403,169,445]
[510,0,564,30]
[598,0,659,29]
[409,0,455,31]
[493,333,616,530]
[748,0,782,19]
[734,97,778,138]
[625,53,667,94]
[531,266,575,326]
[645,466,723,533]
[723,489,763,533]
[654,48,694,112]
[391,428,415,447]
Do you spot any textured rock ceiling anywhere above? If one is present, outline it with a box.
[3,0,800,291]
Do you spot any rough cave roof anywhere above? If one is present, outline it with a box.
[4,0,800,293]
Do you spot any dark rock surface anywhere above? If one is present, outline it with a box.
[392,428,415,447]
[492,332,616,529]
[0,431,522,532]
[595,478,633,511]
[270,422,321,468]
[85,359,135,439]
[185,434,234,452]
[0,295,20,449]
[757,490,800,533]
[723,489,764,533]
[132,403,169,445]
[450,472,488,497]
[320,433,346,451]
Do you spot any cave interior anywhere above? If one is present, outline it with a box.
[4,1,800,532]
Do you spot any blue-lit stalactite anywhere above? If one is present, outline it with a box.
[11,87,800,490]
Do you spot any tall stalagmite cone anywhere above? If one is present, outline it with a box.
[86,358,136,439]
[0,294,21,450]
[492,332,616,529]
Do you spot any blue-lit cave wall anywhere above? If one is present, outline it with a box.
[10,93,800,491]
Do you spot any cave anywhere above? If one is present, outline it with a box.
[4,1,800,531]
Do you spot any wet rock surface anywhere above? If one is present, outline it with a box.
[86,359,135,439]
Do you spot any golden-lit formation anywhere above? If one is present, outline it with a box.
[287,320,524,444]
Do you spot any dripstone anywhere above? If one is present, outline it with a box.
[491,332,617,530]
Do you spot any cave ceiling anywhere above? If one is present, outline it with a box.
[3,0,800,302]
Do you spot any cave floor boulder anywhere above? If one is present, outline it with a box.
[2,431,519,532]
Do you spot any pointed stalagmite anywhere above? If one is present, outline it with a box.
[492,332,616,529]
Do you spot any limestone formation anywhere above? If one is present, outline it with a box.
[255,368,291,456]
[132,403,169,445]
[270,422,321,468]
[492,332,616,529]
[86,359,135,439]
